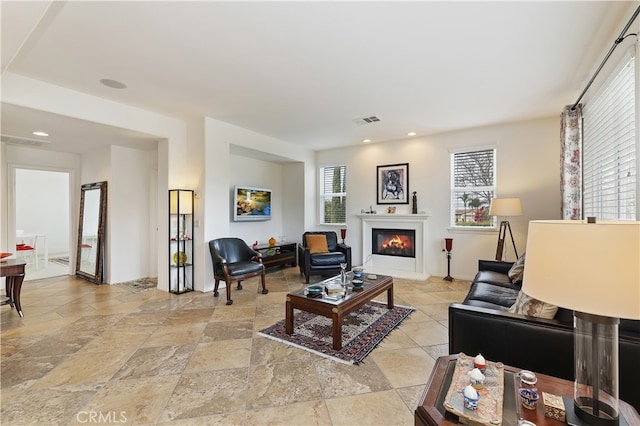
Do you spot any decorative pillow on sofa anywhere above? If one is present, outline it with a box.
[508,290,558,319]
[508,252,526,283]
[306,234,329,254]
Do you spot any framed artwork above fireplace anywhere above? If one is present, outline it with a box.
[377,163,409,204]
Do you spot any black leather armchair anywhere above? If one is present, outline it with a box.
[208,238,268,305]
[298,231,351,283]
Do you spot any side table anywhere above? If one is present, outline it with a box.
[415,354,640,426]
[1,259,27,317]
[255,242,297,269]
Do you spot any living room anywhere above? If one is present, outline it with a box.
[2,1,639,425]
[5,0,613,290]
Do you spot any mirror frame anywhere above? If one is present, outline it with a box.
[76,181,107,283]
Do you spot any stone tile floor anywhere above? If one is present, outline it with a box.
[0,267,470,425]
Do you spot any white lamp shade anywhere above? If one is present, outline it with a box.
[170,190,193,215]
[489,198,522,216]
[522,220,640,320]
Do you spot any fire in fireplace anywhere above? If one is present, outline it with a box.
[372,228,416,258]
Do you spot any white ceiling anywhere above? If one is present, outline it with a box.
[0,1,635,153]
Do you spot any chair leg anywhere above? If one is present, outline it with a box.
[304,273,310,284]
[213,279,220,297]
[225,280,233,305]
[237,281,243,291]
[260,270,268,295]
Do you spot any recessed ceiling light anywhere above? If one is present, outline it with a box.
[32,131,49,137]
[407,132,417,136]
[100,78,127,89]
[363,139,372,143]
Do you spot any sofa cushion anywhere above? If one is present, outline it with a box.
[306,234,329,254]
[508,291,558,319]
[463,282,519,310]
[508,253,526,283]
[310,251,346,266]
[473,270,519,290]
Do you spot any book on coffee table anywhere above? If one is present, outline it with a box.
[325,282,345,296]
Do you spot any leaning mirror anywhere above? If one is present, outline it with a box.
[76,181,107,283]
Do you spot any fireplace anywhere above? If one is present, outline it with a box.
[372,228,415,258]
[359,213,430,280]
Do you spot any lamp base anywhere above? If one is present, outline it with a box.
[443,275,453,282]
[575,398,619,426]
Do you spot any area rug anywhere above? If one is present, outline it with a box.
[259,301,414,364]
[115,277,158,293]
[49,256,69,267]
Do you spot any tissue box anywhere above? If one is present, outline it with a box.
[543,392,566,422]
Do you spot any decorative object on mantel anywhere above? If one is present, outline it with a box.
[376,163,409,204]
[412,191,418,214]
[387,206,396,214]
[361,205,377,214]
[443,238,454,281]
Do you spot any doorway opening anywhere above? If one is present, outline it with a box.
[15,168,71,280]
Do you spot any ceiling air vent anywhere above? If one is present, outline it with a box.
[353,115,382,125]
[1,134,51,147]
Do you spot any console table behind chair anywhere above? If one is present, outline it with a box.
[1,259,27,317]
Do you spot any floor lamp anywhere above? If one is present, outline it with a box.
[522,219,640,426]
[489,198,522,261]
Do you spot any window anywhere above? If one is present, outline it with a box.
[450,148,496,228]
[320,165,346,224]
[583,50,636,220]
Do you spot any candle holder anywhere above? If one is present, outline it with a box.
[444,238,454,281]
[340,228,347,245]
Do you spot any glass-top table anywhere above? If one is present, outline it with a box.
[285,273,393,349]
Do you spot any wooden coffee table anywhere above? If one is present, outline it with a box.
[415,354,640,426]
[285,274,393,350]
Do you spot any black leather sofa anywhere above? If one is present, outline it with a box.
[449,260,640,412]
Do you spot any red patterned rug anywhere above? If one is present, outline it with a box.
[259,301,414,364]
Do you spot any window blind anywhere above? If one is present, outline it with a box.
[583,50,636,220]
[450,148,495,227]
[320,165,346,224]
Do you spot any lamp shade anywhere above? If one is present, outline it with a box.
[169,189,193,215]
[522,220,640,320]
[489,198,522,216]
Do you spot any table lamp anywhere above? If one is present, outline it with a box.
[522,219,640,426]
[489,198,522,261]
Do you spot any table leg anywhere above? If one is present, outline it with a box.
[332,312,342,350]
[12,274,25,317]
[5,276,15,307]
[387,285,394,309]
[285,299,294,335]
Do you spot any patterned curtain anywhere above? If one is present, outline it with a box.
[560,105,582,220]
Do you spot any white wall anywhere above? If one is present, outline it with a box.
[109,145,154,283]
[317,116,560,280]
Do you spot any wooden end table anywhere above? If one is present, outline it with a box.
[255,242,297,269]
[415,354,640,426]
[1,259,27,317]
[285,274,393,350]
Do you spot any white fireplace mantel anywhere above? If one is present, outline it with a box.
[359,213,430,280]
[357,213,430,220]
